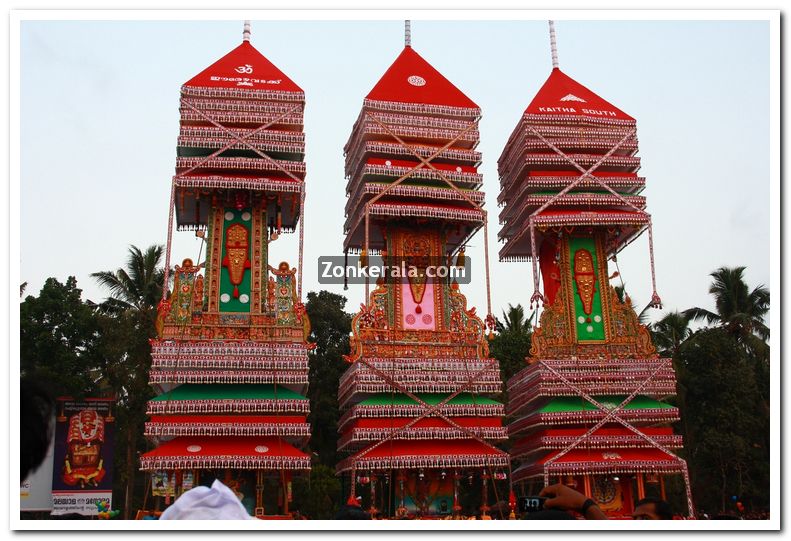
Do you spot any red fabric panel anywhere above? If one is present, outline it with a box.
[367,157,478,174]
[366,46,478,109]
[184,41,303,93]
[540,427,674,438]
[149,415,307,425]
[528,170,638,178]
[538,447,677,465]
[525,68,633,121]
[539,237,561,306]
[359,439,503,459]
[352,417,502,429]
[538,209,643,217]
[141,436,308,459]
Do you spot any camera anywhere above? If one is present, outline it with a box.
[518,496,546,513]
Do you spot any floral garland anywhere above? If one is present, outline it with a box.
[512,459,685,483]
[363,98,480,120]
[181,84,305,103]
[179,125,305,144]
[507,408,681,438]
[178,109,303,128]
[338,403,505,432]
[510,434,684,459]
[140,455,311,471]
[146,399,310,415]
[148,370,308,385]
[176,156,305,175]
[180,97,304,115]
[337,452,508,473]
[338,427,509,450]
[144,422,311,438]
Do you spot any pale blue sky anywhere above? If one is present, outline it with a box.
[19,18,771,324]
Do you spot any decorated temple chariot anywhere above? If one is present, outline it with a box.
[140,22,312,518]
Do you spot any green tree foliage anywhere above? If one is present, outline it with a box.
[91,244,164,518]
[91,245,165,319]
[675,327,769,513]
[683,266,769,358]
[305,290,352,469]
[291,464,342,519]
[20,277,100,397]
[489,304,533,385]
[651,311,693,358]
[655,266,771,515]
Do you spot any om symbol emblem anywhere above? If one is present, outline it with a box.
[235,64,253,74]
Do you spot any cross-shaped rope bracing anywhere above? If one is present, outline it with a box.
[357,112,494,325]
[346,355,505,499]
[162,99,305,301]
[506,124,662,311]
[537,359,695,517]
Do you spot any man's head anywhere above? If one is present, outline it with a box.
[633,498,673,520]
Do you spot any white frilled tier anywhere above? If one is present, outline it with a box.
[173,41,306,231]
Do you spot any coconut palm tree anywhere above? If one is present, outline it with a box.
[91,244,165,519]
[650,311,693,358]
[683,266,769,343]
[495,303,531,334]
[91,245,165,321]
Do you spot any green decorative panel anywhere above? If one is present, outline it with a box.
[569,236,606,341]
[219,208,252,313]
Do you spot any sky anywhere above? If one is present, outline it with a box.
[17,16,773,327]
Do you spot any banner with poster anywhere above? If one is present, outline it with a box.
[151,471,175,497]
[20,431,55,511]
[50,397,115,516]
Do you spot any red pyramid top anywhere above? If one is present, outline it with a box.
[184,41,303,93]
[525,68,633,121]
[366,46,478,110]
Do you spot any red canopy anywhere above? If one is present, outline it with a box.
[366,157,478,174]
[184,41,303,93]
[148,415,307,425]
[350,417,502,430]
[140,436,310,470]
[538,447,679,465]
[338,439,508,472]
[512,447,685,482]
[366,46,478,110]
[526,68,633,121]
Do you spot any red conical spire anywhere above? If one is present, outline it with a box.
[366,46,478,110]
[184,40,303,93]
[525,68,633,121]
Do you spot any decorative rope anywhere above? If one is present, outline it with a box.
[345,356,506,470]
[298,189,305,299]
[243,20,251,42]
[162,181,177,301]
[502,125,639,265]
[537,358,691,505]
[647,221,662,308]
[179,99,303,184]
[173,111,282,180]
[358,112,481,303]
[362,98,480,120]
[405,20,411,47]
[483,213,493,323]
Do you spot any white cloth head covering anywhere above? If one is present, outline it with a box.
[159,479,255,520]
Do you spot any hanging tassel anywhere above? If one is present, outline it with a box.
[360,248,369,269]
[343,251,349,291]
[456,247,466,268]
